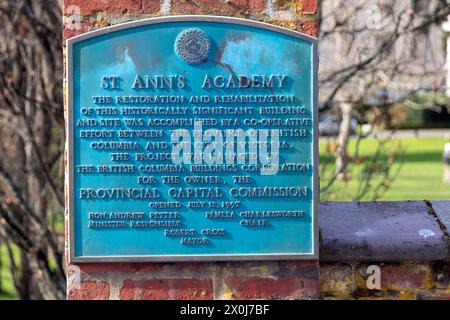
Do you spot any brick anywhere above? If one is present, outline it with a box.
[75,263,165,274]
[277,260,320,279]
[432,261,450,289]
[67,281,110,300]
[418,290,450,300]
[273,0,293,10]
[64,0,160,15]
[381,264,430,290]
[292,20,317,37]
[120,279,213,300]
[226,276,317,299]
[301,278,320,298]
[265,19,318,37]
[172,0,265,15]
[74,262,212,274]
[298,0,318,14]
[141,0,161,13]
[357,294,415,300]
[273,0,318,14]
[320,264,356,298]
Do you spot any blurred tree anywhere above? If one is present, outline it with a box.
[0,0,65,299]
[318,0,450,198]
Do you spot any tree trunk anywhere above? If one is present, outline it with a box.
[0,240,3,295]
[335,102,353,176]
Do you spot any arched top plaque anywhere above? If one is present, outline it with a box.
[67,16,318,263]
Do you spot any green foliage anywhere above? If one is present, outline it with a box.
[0,244,19,300]
[320,136,450,201]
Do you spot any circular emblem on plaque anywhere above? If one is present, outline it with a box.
[175,28,210,64]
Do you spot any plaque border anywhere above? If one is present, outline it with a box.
[67,15,319,263]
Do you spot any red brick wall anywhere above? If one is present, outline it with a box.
[320,262,450,300]
[63,0,318,39]
[67,261,319,300]
[63,0,319,300]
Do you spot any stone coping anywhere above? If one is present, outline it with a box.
[319,201,450,262]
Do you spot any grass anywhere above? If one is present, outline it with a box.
[0,243,18,300]
[0,216,62,300]
[319,136,450,201]
[0,136,448,300]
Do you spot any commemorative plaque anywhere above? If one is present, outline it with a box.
[67,16,318,262]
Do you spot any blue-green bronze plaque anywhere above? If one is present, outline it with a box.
[67,16,318,262]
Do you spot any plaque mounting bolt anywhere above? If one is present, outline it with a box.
[175,28,210,64]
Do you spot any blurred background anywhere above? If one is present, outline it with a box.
[0,0,449,299]
[319,0,450,202]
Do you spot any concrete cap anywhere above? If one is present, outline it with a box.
[319,201,449,262]
[429,200,450,235]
